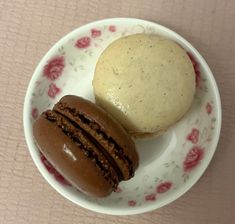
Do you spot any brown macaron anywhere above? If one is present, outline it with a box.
[33,95,139,197]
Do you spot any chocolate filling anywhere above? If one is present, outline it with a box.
[43,110,119,189]
[54,102,134,179]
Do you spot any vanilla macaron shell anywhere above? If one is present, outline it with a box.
[93,34,196,138]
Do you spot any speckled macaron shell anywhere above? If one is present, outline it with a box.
[93,34,196,138]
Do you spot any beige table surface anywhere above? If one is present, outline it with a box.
[0,0,235,223]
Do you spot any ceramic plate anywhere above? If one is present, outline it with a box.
[23,18,221,215]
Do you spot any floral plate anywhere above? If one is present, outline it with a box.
[23,18,221,215]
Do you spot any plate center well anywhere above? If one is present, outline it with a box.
[135,130,174,167]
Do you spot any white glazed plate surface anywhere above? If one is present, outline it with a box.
[23,18,221,215]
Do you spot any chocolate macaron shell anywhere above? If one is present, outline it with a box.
[33,116,113,197]
[54,95,139,180]
[44,109,120,186]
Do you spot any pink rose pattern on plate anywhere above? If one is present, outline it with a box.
[91,29,102,38]
[128,182,173,205]
[187,128,200,144]
[184,146,204,172]
[31,107,38,120]
[30,24,217,207]
[75,36,91,49]
[145,193,156,201]
[206,102,213,114]
[43,56,65,80]
[128,200,137,207]
[47,83,61,98]
[157,182,173,193]
[108,25,116,32]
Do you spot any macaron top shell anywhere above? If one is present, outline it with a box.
[93,34,196,137]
